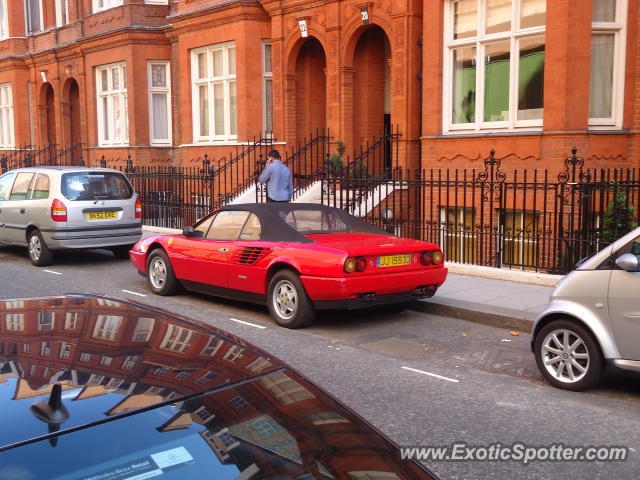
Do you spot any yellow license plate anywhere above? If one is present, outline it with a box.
[377,254,411,268]
[86,211,118,220]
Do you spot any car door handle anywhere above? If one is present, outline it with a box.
[219,248,228,252]
[20,209,25,214]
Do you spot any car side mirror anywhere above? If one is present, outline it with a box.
[615,253,639,272]
[182,226,203,238]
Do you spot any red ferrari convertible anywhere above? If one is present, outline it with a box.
[130,203,447,328]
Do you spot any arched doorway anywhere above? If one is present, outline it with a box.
[295,37,327,140]
[67,79,81,146]
[352,26,391,162]
[39,83,56,146]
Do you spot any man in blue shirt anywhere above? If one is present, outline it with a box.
[258,149,294,202]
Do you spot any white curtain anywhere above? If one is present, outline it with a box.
[589,34,614,118]
[592,0,616,22]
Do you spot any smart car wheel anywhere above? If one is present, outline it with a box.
[28,230,53,267]
[147,249,180,296]
[267,270,315,328]
[534,319,604,391]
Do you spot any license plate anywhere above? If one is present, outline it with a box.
[377,254,411,268]
[86,211,118,220]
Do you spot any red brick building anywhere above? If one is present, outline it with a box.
[0,0,636,170]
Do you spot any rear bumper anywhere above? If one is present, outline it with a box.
[301,267,448,309]
[43,225,142,250]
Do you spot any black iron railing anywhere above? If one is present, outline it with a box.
[0,144,83,173]
[322,149,640,274]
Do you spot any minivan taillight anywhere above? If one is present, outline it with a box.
[51,199,67,222]
[135,197,142,219]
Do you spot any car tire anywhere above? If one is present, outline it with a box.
[267,270,316,328]
[534,319,604,391]
[147,249,180,296]
[28,230,53,267]
[111,244,135,259]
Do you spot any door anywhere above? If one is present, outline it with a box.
[169,210,250,288]
[0,171,16,243]
[609,234,640,360]
[1,172,35,245]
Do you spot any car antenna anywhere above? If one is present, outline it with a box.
[30,383,70,447]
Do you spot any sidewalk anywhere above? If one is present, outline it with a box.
[412,266,559,333]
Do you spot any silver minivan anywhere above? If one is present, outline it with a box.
[0,167,142,266]
[532,226,640,390]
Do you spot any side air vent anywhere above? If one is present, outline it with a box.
[230,247,270,265]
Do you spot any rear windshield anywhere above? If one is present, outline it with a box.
[62,172,133,201]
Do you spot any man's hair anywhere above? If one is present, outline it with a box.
[267,149,281,160]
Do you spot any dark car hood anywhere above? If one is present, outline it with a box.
[0,294,435,480]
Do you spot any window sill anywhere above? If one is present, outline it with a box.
[426,128,543,139]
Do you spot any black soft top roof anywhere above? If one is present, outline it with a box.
[216,202,391,243]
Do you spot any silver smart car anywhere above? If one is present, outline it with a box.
[532,226,640,390]
[0,166,142,266]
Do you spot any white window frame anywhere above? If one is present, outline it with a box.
[40,341,50,356]
[92,0,122,14]
[223,345,244,363]
[160,324,194,353]
[59,342,71,359]
[200,336,223,356]
[121,355,138,370]
[55,0,69,27]
[589,0,627,129]
[80,352,92,362]
[23,343,31,353]
[148,61,172,145]
[100,355,112,366]
[4,300,24,309]
[132,317,155,342]
[0,83,14,148]
[92,314,123,341]
[0,0,9,39]
[96,62,129,146]
[25,0,43,35]
[443,0,546,134]
[65,312,79,330]
[258,371,314,405]
[38,311,55,330]
[5,313,24,331]
[191,41,237,143]
[262,40,273,137]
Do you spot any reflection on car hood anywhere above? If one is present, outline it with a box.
[0,294,435,480]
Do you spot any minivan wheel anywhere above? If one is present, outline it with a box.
[534,319,604,391]
[267,270,315,328]
[28,230,53,267]
[147,249,180,295]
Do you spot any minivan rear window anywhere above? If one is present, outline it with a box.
[62,172,133,201]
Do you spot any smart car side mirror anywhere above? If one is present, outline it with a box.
[182,226,203,238]
[615,253,639,272]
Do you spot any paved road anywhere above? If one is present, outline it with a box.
[1,245,640,480]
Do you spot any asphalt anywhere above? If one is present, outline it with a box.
[143,226,561,334]
[412,266,558,333]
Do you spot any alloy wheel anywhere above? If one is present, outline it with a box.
[29,235,41,262]
[540,328,590,383]
[273,280,298,320]
[149,257,167,290]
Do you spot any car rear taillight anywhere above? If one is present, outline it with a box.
[51,199,67,222]
[421,250,444,266]
[344,257,356,273]
[135,197,142,219]
[355,256,367,272]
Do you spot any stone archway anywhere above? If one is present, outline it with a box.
[61,78,81,148]
[352,25,391,153]
[39,83,56,146]
[294,37,327,140]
